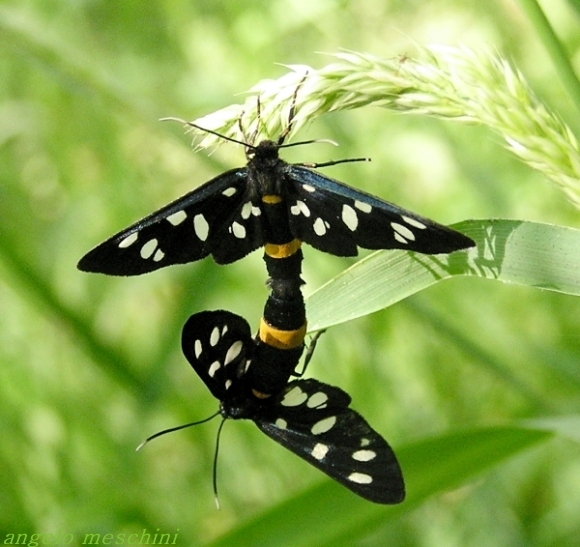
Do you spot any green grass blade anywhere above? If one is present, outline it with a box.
[306,219,580,331]
[523,414,580,443]
[517,0,580,116]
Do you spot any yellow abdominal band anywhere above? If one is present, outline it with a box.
[264,238,301,259]
[259,318,306,350]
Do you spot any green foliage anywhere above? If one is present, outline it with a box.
[307,220,580,330]
[1,1,580,546]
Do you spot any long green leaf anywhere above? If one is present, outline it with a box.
[517,0,580,116]
[306,219,580,331]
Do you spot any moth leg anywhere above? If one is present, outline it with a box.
[293,329,326,377]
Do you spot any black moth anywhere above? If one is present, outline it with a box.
[180,310,405,504]
[78,129,474,275]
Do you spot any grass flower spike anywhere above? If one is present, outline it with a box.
[187,46,580,209]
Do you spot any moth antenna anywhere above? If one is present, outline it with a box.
[213,417,228,510]
[297,157,371,169]
[136,411,220,451]
[160,117,257,150]
[278,138,338,150]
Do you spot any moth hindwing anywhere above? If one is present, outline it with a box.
[256,379,405,504]
[181,310,253,400]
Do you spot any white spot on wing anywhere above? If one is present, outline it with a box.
[360,438,371,447]
[354,200,372,214]
[391,222,416,243]
[348,472,373,484]
[231,221,246,239]
[193,214,209,241]
[225,379,232,390]
[224,341,243,365]
[352,449,377,462]
[222,187,237,197]
[208,360,221,377]
[275,418,288,429]
[167,210,187,226]
[311,416,336,435]
[313,217,328,236]
[307,392,329,408]
[281,386,308,407]
[210,327,220,346]
[153,249,165,262]
[194,340,202,359]
[341,204,358,231]
[394,233,407,244]
[241,202,252,219]
[311,443,329,460]
[251,206,261,216]
[302,184,316,193]
[290,200,310,217]
[140,239,158,259]
[119,232,138,248]
[402,215,427,229]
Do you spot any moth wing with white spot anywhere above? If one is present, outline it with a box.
[208,190,268,265]
[77,169,264,276]
[181,310,253,400]
[255,379,405,504]
[287,166,474,255]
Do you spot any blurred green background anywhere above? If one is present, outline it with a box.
[2,1,580,545]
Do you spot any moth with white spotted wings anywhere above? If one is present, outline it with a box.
[78,134,474,276]
[178,310,405,504]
